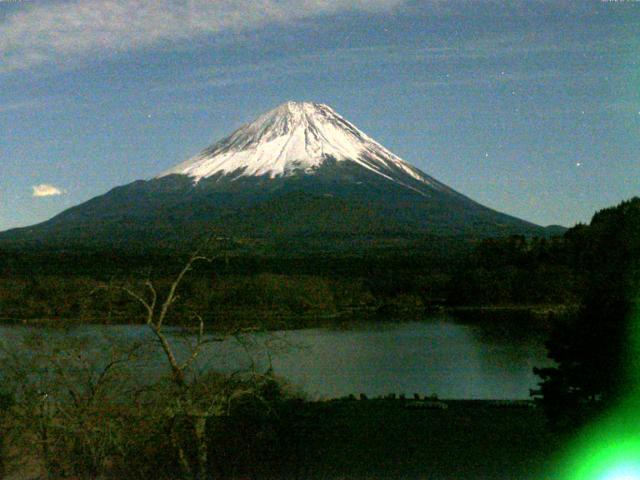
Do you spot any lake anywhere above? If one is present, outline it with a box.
[0,317,551,400]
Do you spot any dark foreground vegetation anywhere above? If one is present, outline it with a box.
[0,372,559,480]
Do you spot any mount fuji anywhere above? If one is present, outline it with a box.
[1,101,548,249]
[159,101,451,195]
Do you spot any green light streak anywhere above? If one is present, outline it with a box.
[559,405,640,479]
[556,303,640,480]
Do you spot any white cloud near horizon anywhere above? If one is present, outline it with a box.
[32,184,66,197]
[0,0,404,72]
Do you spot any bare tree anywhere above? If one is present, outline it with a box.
[118,248,273,480]
[1,242,289,480]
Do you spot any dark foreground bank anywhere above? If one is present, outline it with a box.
[2,396,561,480]
[258,397,560,480]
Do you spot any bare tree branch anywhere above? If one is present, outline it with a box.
[156,253,210,329]
[121,286,154,324]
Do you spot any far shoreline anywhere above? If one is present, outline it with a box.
[0,303,576,329]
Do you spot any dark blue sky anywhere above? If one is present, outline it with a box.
[1,0,639,231]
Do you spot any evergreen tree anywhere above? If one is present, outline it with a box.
[532,198,640,431]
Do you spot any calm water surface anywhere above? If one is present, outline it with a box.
[0,318,551,399]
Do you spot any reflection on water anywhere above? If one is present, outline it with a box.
[0,317,551,400]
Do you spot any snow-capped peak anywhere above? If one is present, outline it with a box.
[158,101,444,192]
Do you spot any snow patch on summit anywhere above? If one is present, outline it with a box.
[158,101,445,193]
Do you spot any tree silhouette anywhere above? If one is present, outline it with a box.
[532,198,640,431]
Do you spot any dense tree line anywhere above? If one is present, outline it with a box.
[0,231,588,326]
[446,234,583,306]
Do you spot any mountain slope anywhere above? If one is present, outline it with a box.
[0,101,547,250]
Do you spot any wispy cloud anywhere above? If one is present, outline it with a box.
[0,99,45,114]
[32,184,66,197]
[155,29,627,94]
[456,31,636,60]
[604,101,640,114]
[0,0,404,72]
[0,97,67,114]
[151,45,453,92]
